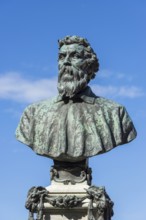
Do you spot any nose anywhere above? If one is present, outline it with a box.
[64,55,71,66]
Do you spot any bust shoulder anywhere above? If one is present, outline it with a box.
[95,96,124,109]
[24,97,57,114]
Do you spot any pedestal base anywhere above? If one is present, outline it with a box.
[43,209,88,220]
[25,161,114,220]
[44,182,90,220]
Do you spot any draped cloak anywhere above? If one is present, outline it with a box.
[16,86,137,162]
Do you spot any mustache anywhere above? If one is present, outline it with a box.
[58,64,84,81]
[58,64,88,98]
[59,63,80,72]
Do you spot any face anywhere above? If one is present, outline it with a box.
[58,44,86,72]
[58,44,89,98]
[58,44,85,77]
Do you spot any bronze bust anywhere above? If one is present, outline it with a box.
[16,36,137,162]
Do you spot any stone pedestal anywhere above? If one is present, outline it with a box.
[43,209,87,220]
[44,182,90,220]
[25,160,114,220]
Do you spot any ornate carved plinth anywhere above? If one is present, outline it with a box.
[25,160,114,220]
[50,159,92,185]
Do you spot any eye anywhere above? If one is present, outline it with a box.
[59,54,65,60]
[72,53,82,59]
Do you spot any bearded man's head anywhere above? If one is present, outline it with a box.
[57,36,99,98]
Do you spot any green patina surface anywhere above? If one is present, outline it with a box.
[16,86,137,162]
[16,36,137,162]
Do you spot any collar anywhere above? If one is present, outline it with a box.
[55,86,96,104]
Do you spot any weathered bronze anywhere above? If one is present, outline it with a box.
[86,186,114,220]
[16,36,137,162]
[50,159,92,185]
[25,185,113,220]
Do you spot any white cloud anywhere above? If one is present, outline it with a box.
[0,72,144,103]
[98,69,133,82]
[91,85,145,98]
[0,72,58,103]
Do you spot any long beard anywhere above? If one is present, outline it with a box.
[57,65,88,98]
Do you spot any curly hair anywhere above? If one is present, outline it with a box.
[58,36,99,80]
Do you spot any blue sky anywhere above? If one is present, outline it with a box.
[0,0,146,219]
